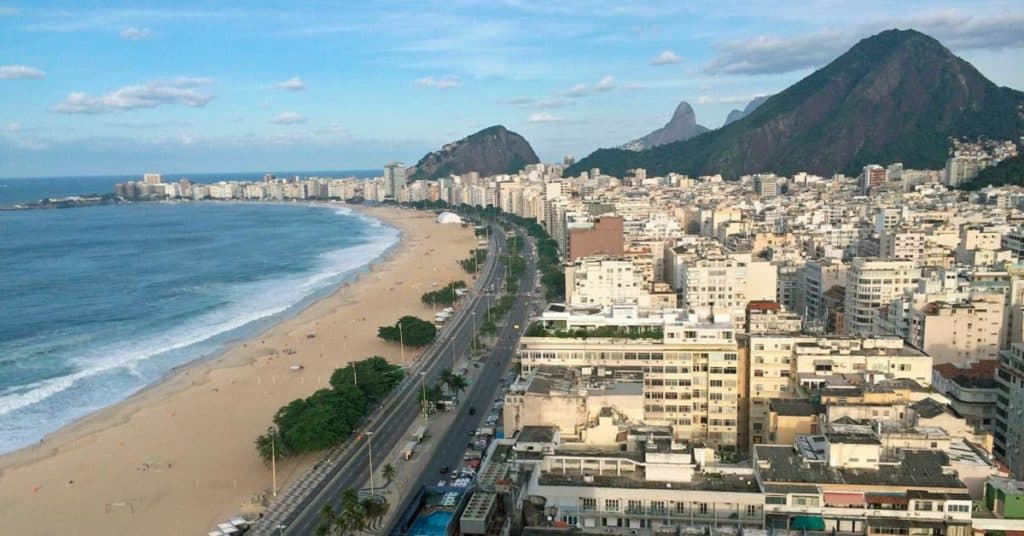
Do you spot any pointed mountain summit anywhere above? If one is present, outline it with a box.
[409,125,540,181]
[621,101,709,151]
[568,29,1024,178]
[723,95,770,126]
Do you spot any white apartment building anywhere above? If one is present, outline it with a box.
[844,258,920,336]
[518,306,743,448]
[565,257,645,308]
[676,251,777,322]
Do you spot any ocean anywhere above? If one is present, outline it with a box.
[0,174,396,454]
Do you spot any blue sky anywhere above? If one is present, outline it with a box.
[1,1,1023,177]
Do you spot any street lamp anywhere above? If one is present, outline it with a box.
[419,371,428,421]
[470,312,477,355]
[398,320,406,365]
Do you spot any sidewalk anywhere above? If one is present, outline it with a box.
[365,353,479,532]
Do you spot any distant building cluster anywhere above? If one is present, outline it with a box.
[374,137,1024,536]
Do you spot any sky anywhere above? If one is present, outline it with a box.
[1,1,1023,178]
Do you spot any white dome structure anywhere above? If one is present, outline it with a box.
[436,211,463,224]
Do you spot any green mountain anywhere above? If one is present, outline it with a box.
[956,154,1024,191]
[567,29,1024,179]
[409,125,539,181]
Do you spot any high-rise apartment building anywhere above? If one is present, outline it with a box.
[383,161,406,198]
[844,258,920,336]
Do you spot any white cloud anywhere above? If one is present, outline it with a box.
[4,122,20,132]
[499,97,571,109]
[704,30,846,75]
[53,77,215,113]
[705,11,1024,76]
[270,112,307,125]
[527,112,564,123]
[415,75,461,90]
[562,75,617,97]
[0,65,45,80]
[275,77,306,91]
[697,94,768,105]
[649,50,683,65]
[119,27,152,40]
[0,6,19,16]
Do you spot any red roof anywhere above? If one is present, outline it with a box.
[747,300,781,312]
[933,359,997,380]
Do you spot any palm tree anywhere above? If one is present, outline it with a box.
[318,503,340,535]
[438,368,455,392]
[382,463,396,485]
[340,488,366,534]
[447,374,469,403]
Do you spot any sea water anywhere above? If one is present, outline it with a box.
[0,198,398,453]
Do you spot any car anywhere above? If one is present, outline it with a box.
[440,466,449,474]
[468,406,477,415]
[473,362,480,368]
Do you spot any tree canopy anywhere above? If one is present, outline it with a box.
[256,356,404,461]
[378,315,437,346]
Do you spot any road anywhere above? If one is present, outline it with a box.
[262,219,536,536]
[383,222,538,535]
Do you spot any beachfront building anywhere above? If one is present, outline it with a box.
[755,427,974,536]
[516,305,743,449]
[514,425,765,533]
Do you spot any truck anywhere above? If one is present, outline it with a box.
[475,426,495,436]
[412,424,428,443]
[463,449,483,461]
[403,440,418,460]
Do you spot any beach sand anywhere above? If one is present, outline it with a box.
[0,206,478,535]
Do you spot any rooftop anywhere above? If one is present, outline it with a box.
[537,468,759,493]
[755,445,966,490]
[520,426,558,444]
[769,398,820,417]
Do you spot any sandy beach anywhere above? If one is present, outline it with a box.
[0,206,478,535]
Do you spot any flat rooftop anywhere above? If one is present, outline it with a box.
[537,468,760,493]
[755,445,966,489]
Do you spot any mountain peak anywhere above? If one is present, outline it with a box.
[409,125,539,180]
[621,100,709,151]
[570,28,1024,178]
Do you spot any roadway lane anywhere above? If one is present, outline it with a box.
[274,223,515,535]
[384,222,539,535]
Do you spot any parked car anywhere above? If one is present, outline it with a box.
[468,406,477,416]
[440,466,449,474]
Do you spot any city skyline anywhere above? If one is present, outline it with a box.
[2,0,1024,177]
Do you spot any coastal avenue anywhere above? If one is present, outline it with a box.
[255,217,534,535]
[382,221,538,536]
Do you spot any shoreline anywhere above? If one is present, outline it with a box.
[0,205,478,535]
[0,200,400,458]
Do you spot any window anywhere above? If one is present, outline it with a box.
[698,503,709,514]
[674,502,685,514]
[627,500,643,513]
[946,503,970,513]
[766,496,786,505]
[581,498,597,511]
[650,501,666,514]
[793,496,819,507]
[746,505,758,517]
[916,501,933,512]
[605,499,619,512]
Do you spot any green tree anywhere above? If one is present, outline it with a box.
[447,374,469,402]
[382,463,396,484]
[378,316,437,346]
